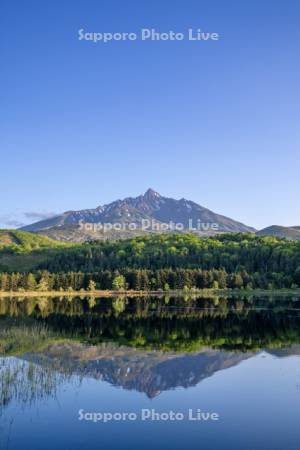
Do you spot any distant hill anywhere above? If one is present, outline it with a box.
[21,189,255,241]
[256,225,300,241]
[0,229,71,272]
[0,229,67,251]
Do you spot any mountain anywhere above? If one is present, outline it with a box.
[256,225,300,241]
[33,224,148,242]
[21,189,255,241]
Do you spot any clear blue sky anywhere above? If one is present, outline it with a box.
[1,0,300,229]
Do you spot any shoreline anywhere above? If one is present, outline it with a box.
[0,288,300,298]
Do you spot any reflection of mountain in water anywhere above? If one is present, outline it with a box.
[23,342,251,398]
[267,345,300,358]
[21,342,300,398]
[1,295,300,402]
[0,340,299,416]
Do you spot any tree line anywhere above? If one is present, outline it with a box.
[1,266,300,291]
[37,233,300,277]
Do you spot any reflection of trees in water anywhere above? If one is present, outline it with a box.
[0,357,75,415]
[1,296,300,353]
[1,295,300,318]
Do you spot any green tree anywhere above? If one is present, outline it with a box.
[112,275,126,291]
[26,273,37,291]
[88,280,96,291]
[37,278,49,291]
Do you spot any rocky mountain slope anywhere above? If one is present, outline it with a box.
[21,189,255,241]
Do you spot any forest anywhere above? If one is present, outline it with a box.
[1,233,300,290]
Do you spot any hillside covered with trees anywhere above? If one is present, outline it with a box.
[0,229,68,251]
[0,233,300,290]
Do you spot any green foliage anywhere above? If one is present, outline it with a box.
[36,278,49,291]
[0,229,70,253]
[88,280,96,291]
[0,230,74,272]
[26,273,37,290]
[1,233,300,290]
[112,275,126,291]
[1,296,300,354]
[38,233,300,277]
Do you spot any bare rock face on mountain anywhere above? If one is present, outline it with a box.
[21,189,254,241]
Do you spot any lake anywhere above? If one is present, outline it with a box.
[1,295,300,450]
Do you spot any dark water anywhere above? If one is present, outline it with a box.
[1,295,300,450]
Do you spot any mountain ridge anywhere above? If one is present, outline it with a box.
[21,189,255,240]
[257,225,300,241]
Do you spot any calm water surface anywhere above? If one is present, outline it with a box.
[0,295,300,450]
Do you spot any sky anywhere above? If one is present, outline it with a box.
[1,0,300,230]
